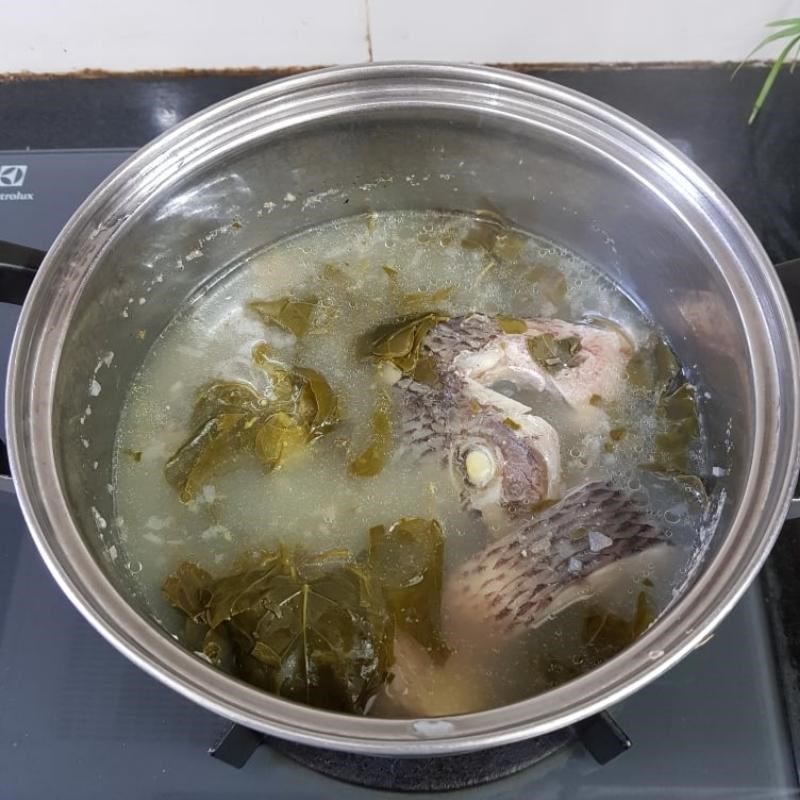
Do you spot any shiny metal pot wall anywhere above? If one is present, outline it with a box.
[6,64,800,755]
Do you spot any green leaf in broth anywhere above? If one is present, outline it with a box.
[164,413,250,502]
[639,464,709,504]
[529,497,560,514]
[460,215,502,252]
[167,347,340,500]
[460,208,526,263]
[492,232,525,261]
[400,286,454,312]
[251,343,299,404]
[321,262,350,287]
[496,315,528,335]
[249,297,317,337]
[674,472,708,501]
[582,591,655,649]
[543,591,655,687]
[367,313,448,374]
[254,411,310,471]
[625,350,653,388]
[201,626,235,669]
[654,338,679,385]
[660,383,697,422]
[382,265,399,286]
[295,366,340,436]
[349,390,393,477]
[202,548,288,628]
[651,381,699,473]
[163,547,394,714]
[190,380,265,428]
[162,561,213,619]
[526,333,582,373]
[412,355,441,388]
[525,264,568,305]
[625,332,680,391]
[583,315,635,348]
[368,517,448,661]
[381,264,454,314]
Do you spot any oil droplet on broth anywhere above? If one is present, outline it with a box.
[112,210,707,716]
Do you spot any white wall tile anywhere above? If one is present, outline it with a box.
[0,0,369,73]
[0,0,796,74]
[369,0,796,63]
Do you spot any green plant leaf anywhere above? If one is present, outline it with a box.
[525,264,567,304]
[766,17,800,27]
[651,382,699,473]
[749,34,800,123]
[736,19,800,123]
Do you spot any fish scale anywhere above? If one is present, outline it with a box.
[443,481,666,639]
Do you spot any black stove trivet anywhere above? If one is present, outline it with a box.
[210,712,629,792]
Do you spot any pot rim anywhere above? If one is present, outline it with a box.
[7,62,800,755]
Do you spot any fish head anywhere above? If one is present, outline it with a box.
[448,406,561,533]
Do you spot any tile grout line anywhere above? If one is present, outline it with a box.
[364,0,374,62]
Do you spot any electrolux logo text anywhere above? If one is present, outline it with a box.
[0,165,34,200]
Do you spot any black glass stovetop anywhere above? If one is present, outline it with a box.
[0,147,798,799]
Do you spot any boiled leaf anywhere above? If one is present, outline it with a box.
[400,286,454,312]
[254,412,309,471]
[162,561,213,619]
[544,591,654,688]
[367,313,448,374]
[496,316,527,334]
[162,547,394,714]
[349,390,393,477]
[525,264,567,304]
[164,413,250,503]
[526,333,582,373]
[652,382,699,472]
[165,346,340,500]
[295,367,340,435]
[368,517,448,661]
[249,297,317,337]
[625,332,679,390]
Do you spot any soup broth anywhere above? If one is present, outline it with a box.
[114,210,708,716]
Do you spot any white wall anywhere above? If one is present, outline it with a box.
[0,0,795,74]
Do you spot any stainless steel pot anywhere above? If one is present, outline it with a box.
[4,63,800,755]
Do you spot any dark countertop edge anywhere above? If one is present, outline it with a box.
[0,59,775,83]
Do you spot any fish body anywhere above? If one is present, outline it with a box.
[442,481,667,641]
